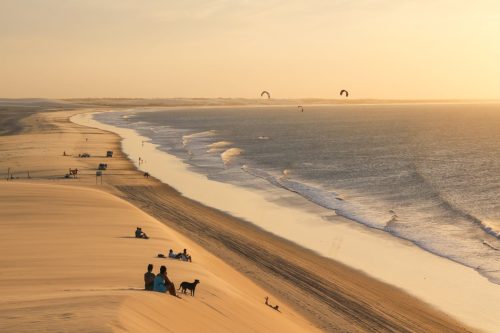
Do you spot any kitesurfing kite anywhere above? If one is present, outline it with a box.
[261,91,271,99]
[340,90,349,97]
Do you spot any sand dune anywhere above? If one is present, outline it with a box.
[0,110,319,332]
[0,182,317,333]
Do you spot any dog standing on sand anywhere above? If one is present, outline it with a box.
[178,279,200,296]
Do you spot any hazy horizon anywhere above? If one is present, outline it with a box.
[1,1,500,100]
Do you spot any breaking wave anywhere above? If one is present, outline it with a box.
[207,141,233,153]
[221,148,243,166]
[182,130,216,147]
[241,165,386,228]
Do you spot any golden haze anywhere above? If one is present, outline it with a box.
[1,0,499,99]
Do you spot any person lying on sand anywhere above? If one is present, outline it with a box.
[168,248,192,262]
[265,296,280,312]
[154,265,178,296]
[144,264,155,291]
[168,249,178,259]
[135,227,149,239]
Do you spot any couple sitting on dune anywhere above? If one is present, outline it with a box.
[144,264,177,296]
[135,227,149,239]
[169,248,192,262]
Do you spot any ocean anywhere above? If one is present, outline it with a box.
[95,103,500,284]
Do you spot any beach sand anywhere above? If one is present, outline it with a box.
[0,110,320,332]
[0,107,475,332]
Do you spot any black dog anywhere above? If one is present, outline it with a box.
[178,279,200,296]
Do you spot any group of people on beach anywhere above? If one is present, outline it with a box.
[144,264,178,296]
[168,248,192,262]
[137,228,193,297]
[135,227,193,261]
[135,227,149,239]
[137,228,278,312]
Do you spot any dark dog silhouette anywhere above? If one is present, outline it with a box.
[178,279,200,296]
[265,296,281,312]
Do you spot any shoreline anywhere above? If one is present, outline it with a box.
[73,109,499,332]
[0,108,321,333]
[0,106,483,332]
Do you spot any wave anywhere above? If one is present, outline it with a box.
[258,136,270,140]
[241,165,283,187]
[221,148,243,166]
[479,220,500,239]
[241,165,500,281]
[182,130,216,147]
[241,166,387,228]
[207,141,233,153]
[242,164,500,283]
[483,240,499,251]
[412,165,500,240]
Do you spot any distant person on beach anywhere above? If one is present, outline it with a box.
[171,248,192,261]
[181,248,192,262]
[135,227,149,239]
[144,264,155,291]
[154,265,177,296]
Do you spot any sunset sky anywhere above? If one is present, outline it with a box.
[1,0,499,99]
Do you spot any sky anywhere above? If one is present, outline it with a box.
[1,0,500,99]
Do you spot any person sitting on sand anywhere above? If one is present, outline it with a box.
[135,227,149,239]
[154,265,177,296]
[144,264,155,291]
[180,248,192,262]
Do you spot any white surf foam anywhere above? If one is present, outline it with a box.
[207,141,233,153]
[480,219,500,239]
[221,148,243,166]
[182,130,216,147]
[242,165,389,229]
